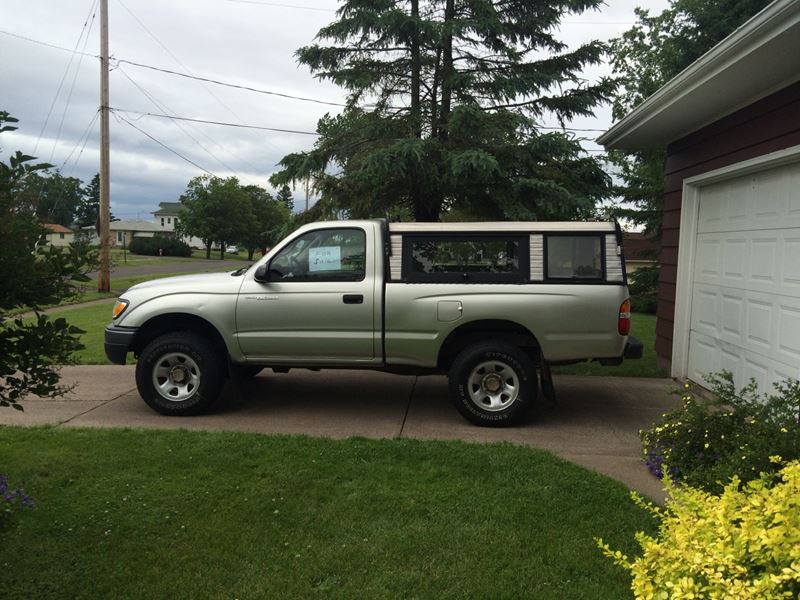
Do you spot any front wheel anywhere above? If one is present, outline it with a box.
[448,341,537,427]
[135,331,225,416]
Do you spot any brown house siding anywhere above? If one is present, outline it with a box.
[656,80,800,369]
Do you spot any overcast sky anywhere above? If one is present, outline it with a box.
[1,0,670,219]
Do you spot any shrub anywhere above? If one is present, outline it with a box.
[642,372,800,493]
[627,264,659,314]
[598,459,800,599]
[1,473,34,519]
[129,235,191,257]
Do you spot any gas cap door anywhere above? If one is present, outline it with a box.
[437,300,463,322]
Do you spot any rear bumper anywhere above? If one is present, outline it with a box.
[104,325,138,365]
[624,336,644,359]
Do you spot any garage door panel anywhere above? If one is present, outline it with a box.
[745,299,772,351]
[750,238,777,285]
[688,331,799,392]
[695,230,800,296]
[783,238,800,291]
[697,161,800,233]
[688,333,722,384]
[690,286,720,338]
[777,305,800,364]
[722,238,746,281]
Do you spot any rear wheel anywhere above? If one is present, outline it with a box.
[448,341,537,427]
[135,331,224,416]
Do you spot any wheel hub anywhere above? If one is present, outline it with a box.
[466,360,520,412]
[482,373,503,394]
[152,352,201,402]
[170,365,189,384]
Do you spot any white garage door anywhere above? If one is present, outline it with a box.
[687,160,800,392]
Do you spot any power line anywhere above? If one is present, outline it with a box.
[61,108,100,172]
[116,66,243,176]
[32,0,98,154]
[116,0,281,155]
[115,59,348,108]
[0,28,611,135]
[117,113,217,176]
[225,0,335,11]
[110,107,320,135]
[50,0,99,162]
[0,29,97,58]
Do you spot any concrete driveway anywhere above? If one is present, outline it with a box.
[0,366,680,500]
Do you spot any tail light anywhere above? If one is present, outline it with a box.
[618,299,631,336]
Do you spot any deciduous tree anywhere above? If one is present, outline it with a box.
[608,0,771,236]
[0,112,98,411]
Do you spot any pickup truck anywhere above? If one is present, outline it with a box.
[105,219,642,426]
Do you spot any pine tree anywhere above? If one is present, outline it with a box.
[276,184,295,213]
[270,0,615,222]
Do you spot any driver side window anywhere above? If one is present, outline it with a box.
[269,228,366,282]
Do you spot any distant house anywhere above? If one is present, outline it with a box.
[623,232,659,273]
[84,201,204,249]
[42,223,74,247]
[109,220,162,247]
[152,202,183,232]
[599,0,800,393]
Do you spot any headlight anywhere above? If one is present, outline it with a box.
[112,299,129,319]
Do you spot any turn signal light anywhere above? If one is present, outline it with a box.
[112,299,129,320]
[618,299,631,336]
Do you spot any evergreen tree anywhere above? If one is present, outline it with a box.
[276,184,295,213]
[608,0,771,236]
[270,0,615,222]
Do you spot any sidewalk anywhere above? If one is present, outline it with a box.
[0,366,680,501]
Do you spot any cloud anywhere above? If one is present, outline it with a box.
[1,0,670,218]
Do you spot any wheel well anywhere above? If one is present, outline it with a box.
[437,319,541,370]
[132,313,229,365]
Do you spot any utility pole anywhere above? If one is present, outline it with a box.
[304,178,309,212]
[98,0,111,292]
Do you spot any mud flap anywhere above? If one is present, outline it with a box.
[539,350,556,406]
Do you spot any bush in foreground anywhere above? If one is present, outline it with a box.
[598,459,800,599]
[642,371,800,493]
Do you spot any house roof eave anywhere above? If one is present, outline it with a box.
[598,0,800,150]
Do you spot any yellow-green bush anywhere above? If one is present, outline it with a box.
[598,459,800,599]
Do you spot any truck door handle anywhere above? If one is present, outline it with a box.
[343,294,363,304]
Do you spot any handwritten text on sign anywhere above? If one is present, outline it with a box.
[309,246,341,272]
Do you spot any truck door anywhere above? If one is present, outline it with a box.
[235,225,378,363]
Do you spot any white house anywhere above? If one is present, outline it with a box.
[42,223,74,247]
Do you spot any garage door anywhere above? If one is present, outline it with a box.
[687,160,800,392]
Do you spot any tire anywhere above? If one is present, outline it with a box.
[448,341,537,427]
[135,331,225,416]
[232,365,264,379]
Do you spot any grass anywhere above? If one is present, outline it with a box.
[0,427,652,599]
[552,312,665,378]
[191,248,251,260]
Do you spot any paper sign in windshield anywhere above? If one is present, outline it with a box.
[309,246,341,272]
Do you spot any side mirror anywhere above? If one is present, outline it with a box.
[253,263,271,282]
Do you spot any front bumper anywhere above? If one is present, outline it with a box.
[104,325,138,364]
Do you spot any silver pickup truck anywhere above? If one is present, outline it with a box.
[105,220,642,426]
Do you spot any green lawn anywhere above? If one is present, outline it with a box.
[0,427,651,599]
[552,312,665,378]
